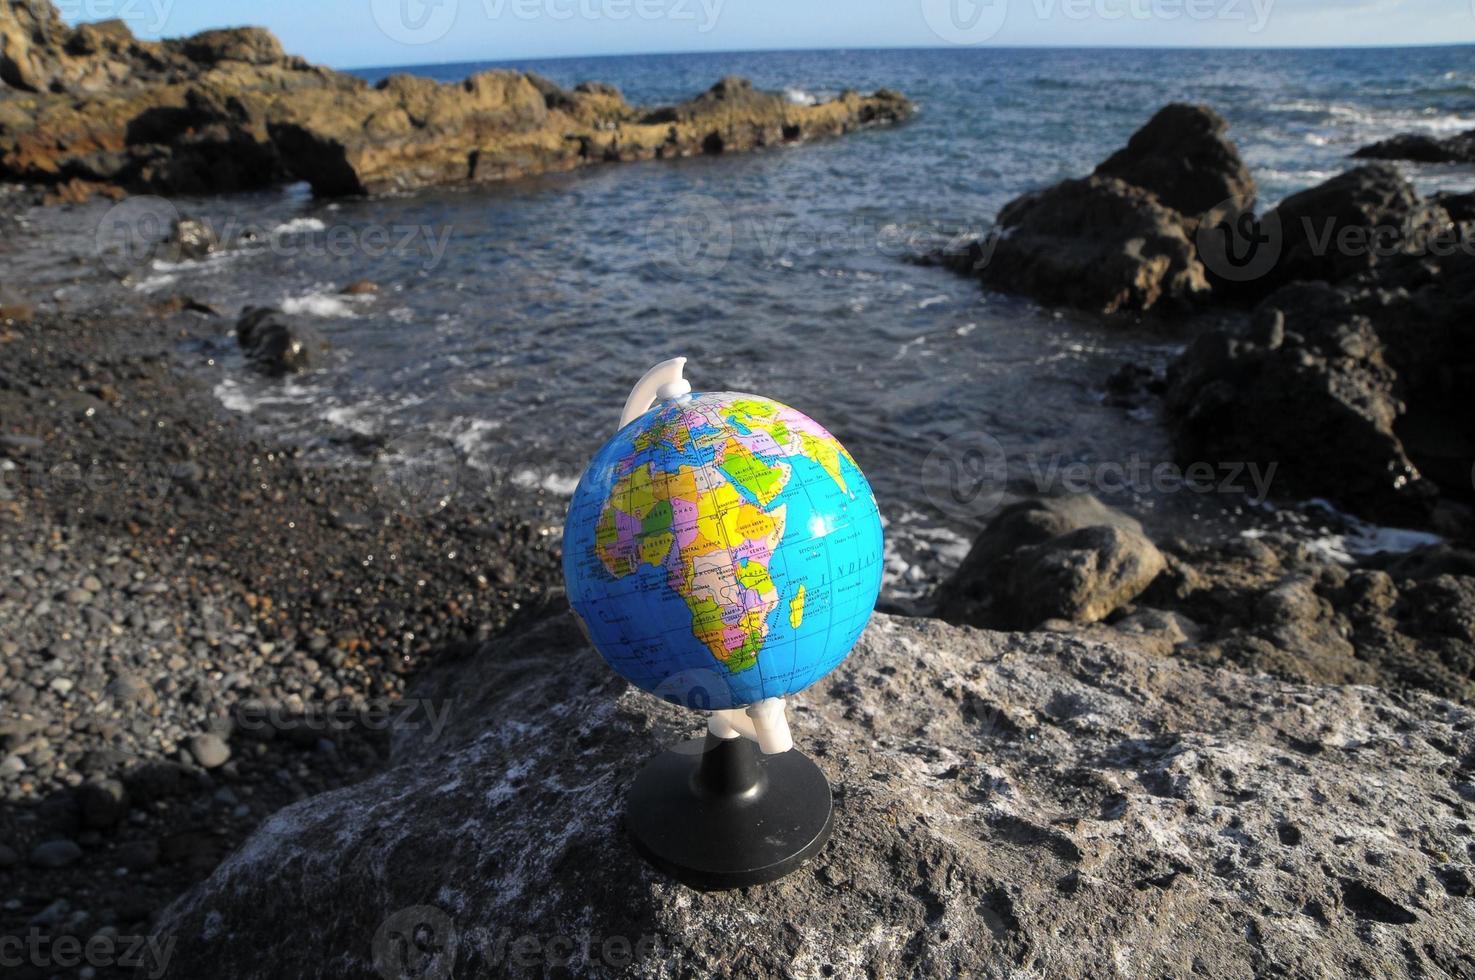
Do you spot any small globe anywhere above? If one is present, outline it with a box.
[563,391,884,711]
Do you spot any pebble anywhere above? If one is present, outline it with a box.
[187,733,231,769]
[0,843,18,867]
[29,838,84,868]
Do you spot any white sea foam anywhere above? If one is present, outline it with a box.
[1243,499,1442,565]
[282,291,358,318]
[511,469,580,496]
[783,88,817,106]
[273,217,328,235]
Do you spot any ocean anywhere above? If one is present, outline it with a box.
[21,45,1473,597]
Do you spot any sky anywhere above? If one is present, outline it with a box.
[54,0,1475,69]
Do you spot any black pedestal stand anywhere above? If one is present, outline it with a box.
[625,732,833,890]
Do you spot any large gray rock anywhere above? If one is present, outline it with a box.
[933,495,1165,629]
[152,610,1475,977]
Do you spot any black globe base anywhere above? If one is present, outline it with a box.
[625,731,833,890]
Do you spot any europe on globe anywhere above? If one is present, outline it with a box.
[563,384,884,712]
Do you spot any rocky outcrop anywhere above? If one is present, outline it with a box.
[151,607,1475,978]
[1160,164,1475,526]
[1093,102,1256,224]
[1165,282,1434,525]
[1354,129,1475,165]
[1257,163,1454,293]
[933,495,1164,629]
[0,3,912,200]
[942,104,1252,314]
[267,73,912,197]
[1137,536,1475,701]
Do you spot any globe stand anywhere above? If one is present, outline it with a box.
[625,732,833,890]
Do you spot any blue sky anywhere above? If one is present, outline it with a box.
[60,0,1475,68]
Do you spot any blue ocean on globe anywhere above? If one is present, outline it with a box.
[563,391,884,710]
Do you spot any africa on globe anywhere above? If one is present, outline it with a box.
[563,364,884,713]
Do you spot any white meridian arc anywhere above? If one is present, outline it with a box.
[617,357,794,755]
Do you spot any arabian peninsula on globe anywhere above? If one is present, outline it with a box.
[564,391,884,710]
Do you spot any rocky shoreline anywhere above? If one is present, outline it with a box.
[936,102,1475,540]
[0,2,912,202]
[3,4,1474,976]
[0,299,567,977]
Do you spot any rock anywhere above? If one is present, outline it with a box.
[1093,103,1256,223]
[1141,534,1475,700]
[235,306,318,376]
[934,495,1163,629]
[186,733,231,769]
[269,71,913,196]
[961,175,1210,315]
[0,843,17,868]
[77,778,128,829]
[1003,525,1166,627]
[104,672,157,708]
[0,3,911,199]
[1165,282,1433,525]
[1353,129,1475,165]
[179,27,285,66]
[338,279,378,295]
[1259,164,1451,293]
[169,216,219,261]
[29,839,82,869]
[944,102,1255,314]
[154,610,1475,977]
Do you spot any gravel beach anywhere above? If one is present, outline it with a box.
[0,296,565,977]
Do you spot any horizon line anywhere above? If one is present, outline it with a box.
[335,39,1475,72]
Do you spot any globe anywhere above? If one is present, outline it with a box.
[563,391,884,711]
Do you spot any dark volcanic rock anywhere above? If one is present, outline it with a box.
[235,306,318,376]
[1354,129,1475,165]
[1093,102,1255,222]
[1260,164,1452,292]
[153,610,1475,978]
[1165,282,1433,524]
[933,495,1164,629]
[949,103,1253,314]
[966,175,1210,315]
